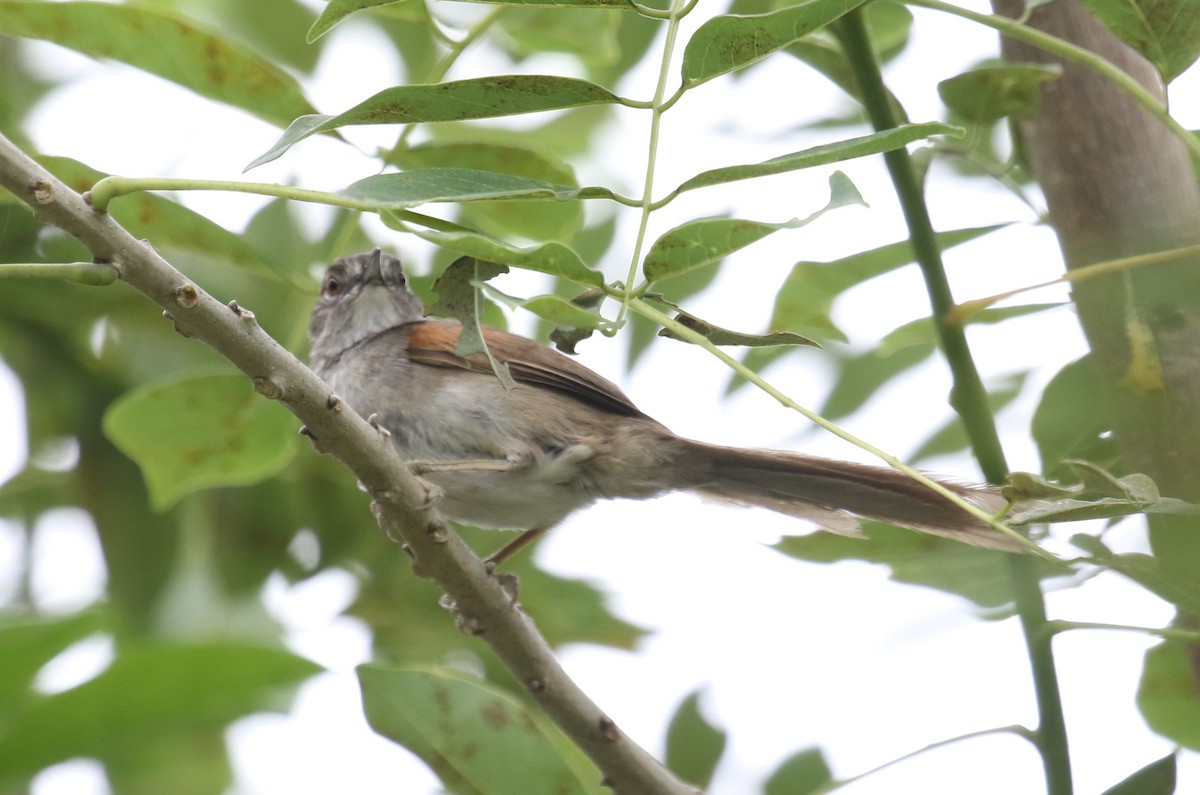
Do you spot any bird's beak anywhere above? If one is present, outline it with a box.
[363,248,384,285]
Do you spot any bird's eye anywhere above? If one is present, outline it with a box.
[323,275,342,296]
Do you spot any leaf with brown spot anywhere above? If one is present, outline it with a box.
[359,664,604,795]
[0,0,315,127]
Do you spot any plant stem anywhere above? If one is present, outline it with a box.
[619,0,689,323]
[834,10,1072,795]
[0,261,118,285]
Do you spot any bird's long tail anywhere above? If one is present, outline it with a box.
[680,440,1019,551]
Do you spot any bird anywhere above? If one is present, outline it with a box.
[307,248,1017,562]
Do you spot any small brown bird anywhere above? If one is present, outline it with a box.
[308,249,1014,561]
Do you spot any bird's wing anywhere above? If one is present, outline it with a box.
[405,320,646,418]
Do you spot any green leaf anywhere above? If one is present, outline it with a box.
[1138,641,1200,749]
[1074,536,1200,614]
[248,75,620,167]
[911,372,1028,462]
[938,63,1062,123]
[102,373,299,510]
[774,224,1007,343]
[40,157,285,282]
[0,611,104,716]
[775,522,1042,608]
[394,142,584,242]
[644,172,864,282]
[358,665,603,795]
[764,747,834,795]
[1008,465,1199,525]
[0,642,321,782]
[668,123,963,199]
[665,691,726,789]
[881,304,1062,355]
[483,287,616,331]
[1100,752,1176,795]
[429,257,517,390]
[307,0,425,42]
[497,7,624,67]
[455,0,635,6]
[1080,0,1200,82]
[1031,355,1120,479]
[407,226,605,287]
[342,168,611,208]
[0,0,315,128]
[658,307,819,348]
[818,340,936,417]
[681,0,870,87]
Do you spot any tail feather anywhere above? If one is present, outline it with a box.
[681,440,1019,551]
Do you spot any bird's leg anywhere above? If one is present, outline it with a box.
[485,526,553,567]
[407,458,528,474]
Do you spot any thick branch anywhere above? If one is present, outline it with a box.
[992,0,1200,570]
[0,132,695,795]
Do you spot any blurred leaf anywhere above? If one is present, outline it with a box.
[0,611,104,717]
[818,340,936,417]
[342,168,613,208]
[1138,640,1200,750]
[1100,752,1176,795]
[1073,536,1200,614]
[669,123,963,198]
[938,63,1062,123]
[308,0,425,42]
[644,172,864,282]
[497,7,623,67]
[882,303,1062,354]
[353,526,643,670]
[102,373,299,510]
[408,226,604,287]
[0,642,321,782]
[773,224,1004,341]
[911,372,1028,462]
[786,1,912,99]
[393,142,584,242]
[764,747,834,795]
[1032,355,1120,479]
[248,76,620,168]
[190,0,322,73]
[775,522,1044,608]
[1080,0,1200,82]
[681,0,870,87]
[359,665,604,795]
[665,691,726,789]
[866,1,914,62]
[40,156,285,282]
[483,285,616,331]
[104,729,231,795]
[457,0,635,6]
[0,0,315,128]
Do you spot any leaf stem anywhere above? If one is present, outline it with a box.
[953,243,1200,320]
[1047,620,1200,643]
[0,261,118,285]
[619,0,688,323]
[810,725,1036,794]
[833,9,1072,794]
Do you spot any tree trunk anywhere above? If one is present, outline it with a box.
[993,0,1200,575]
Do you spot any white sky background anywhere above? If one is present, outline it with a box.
[2,0,1199,793]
